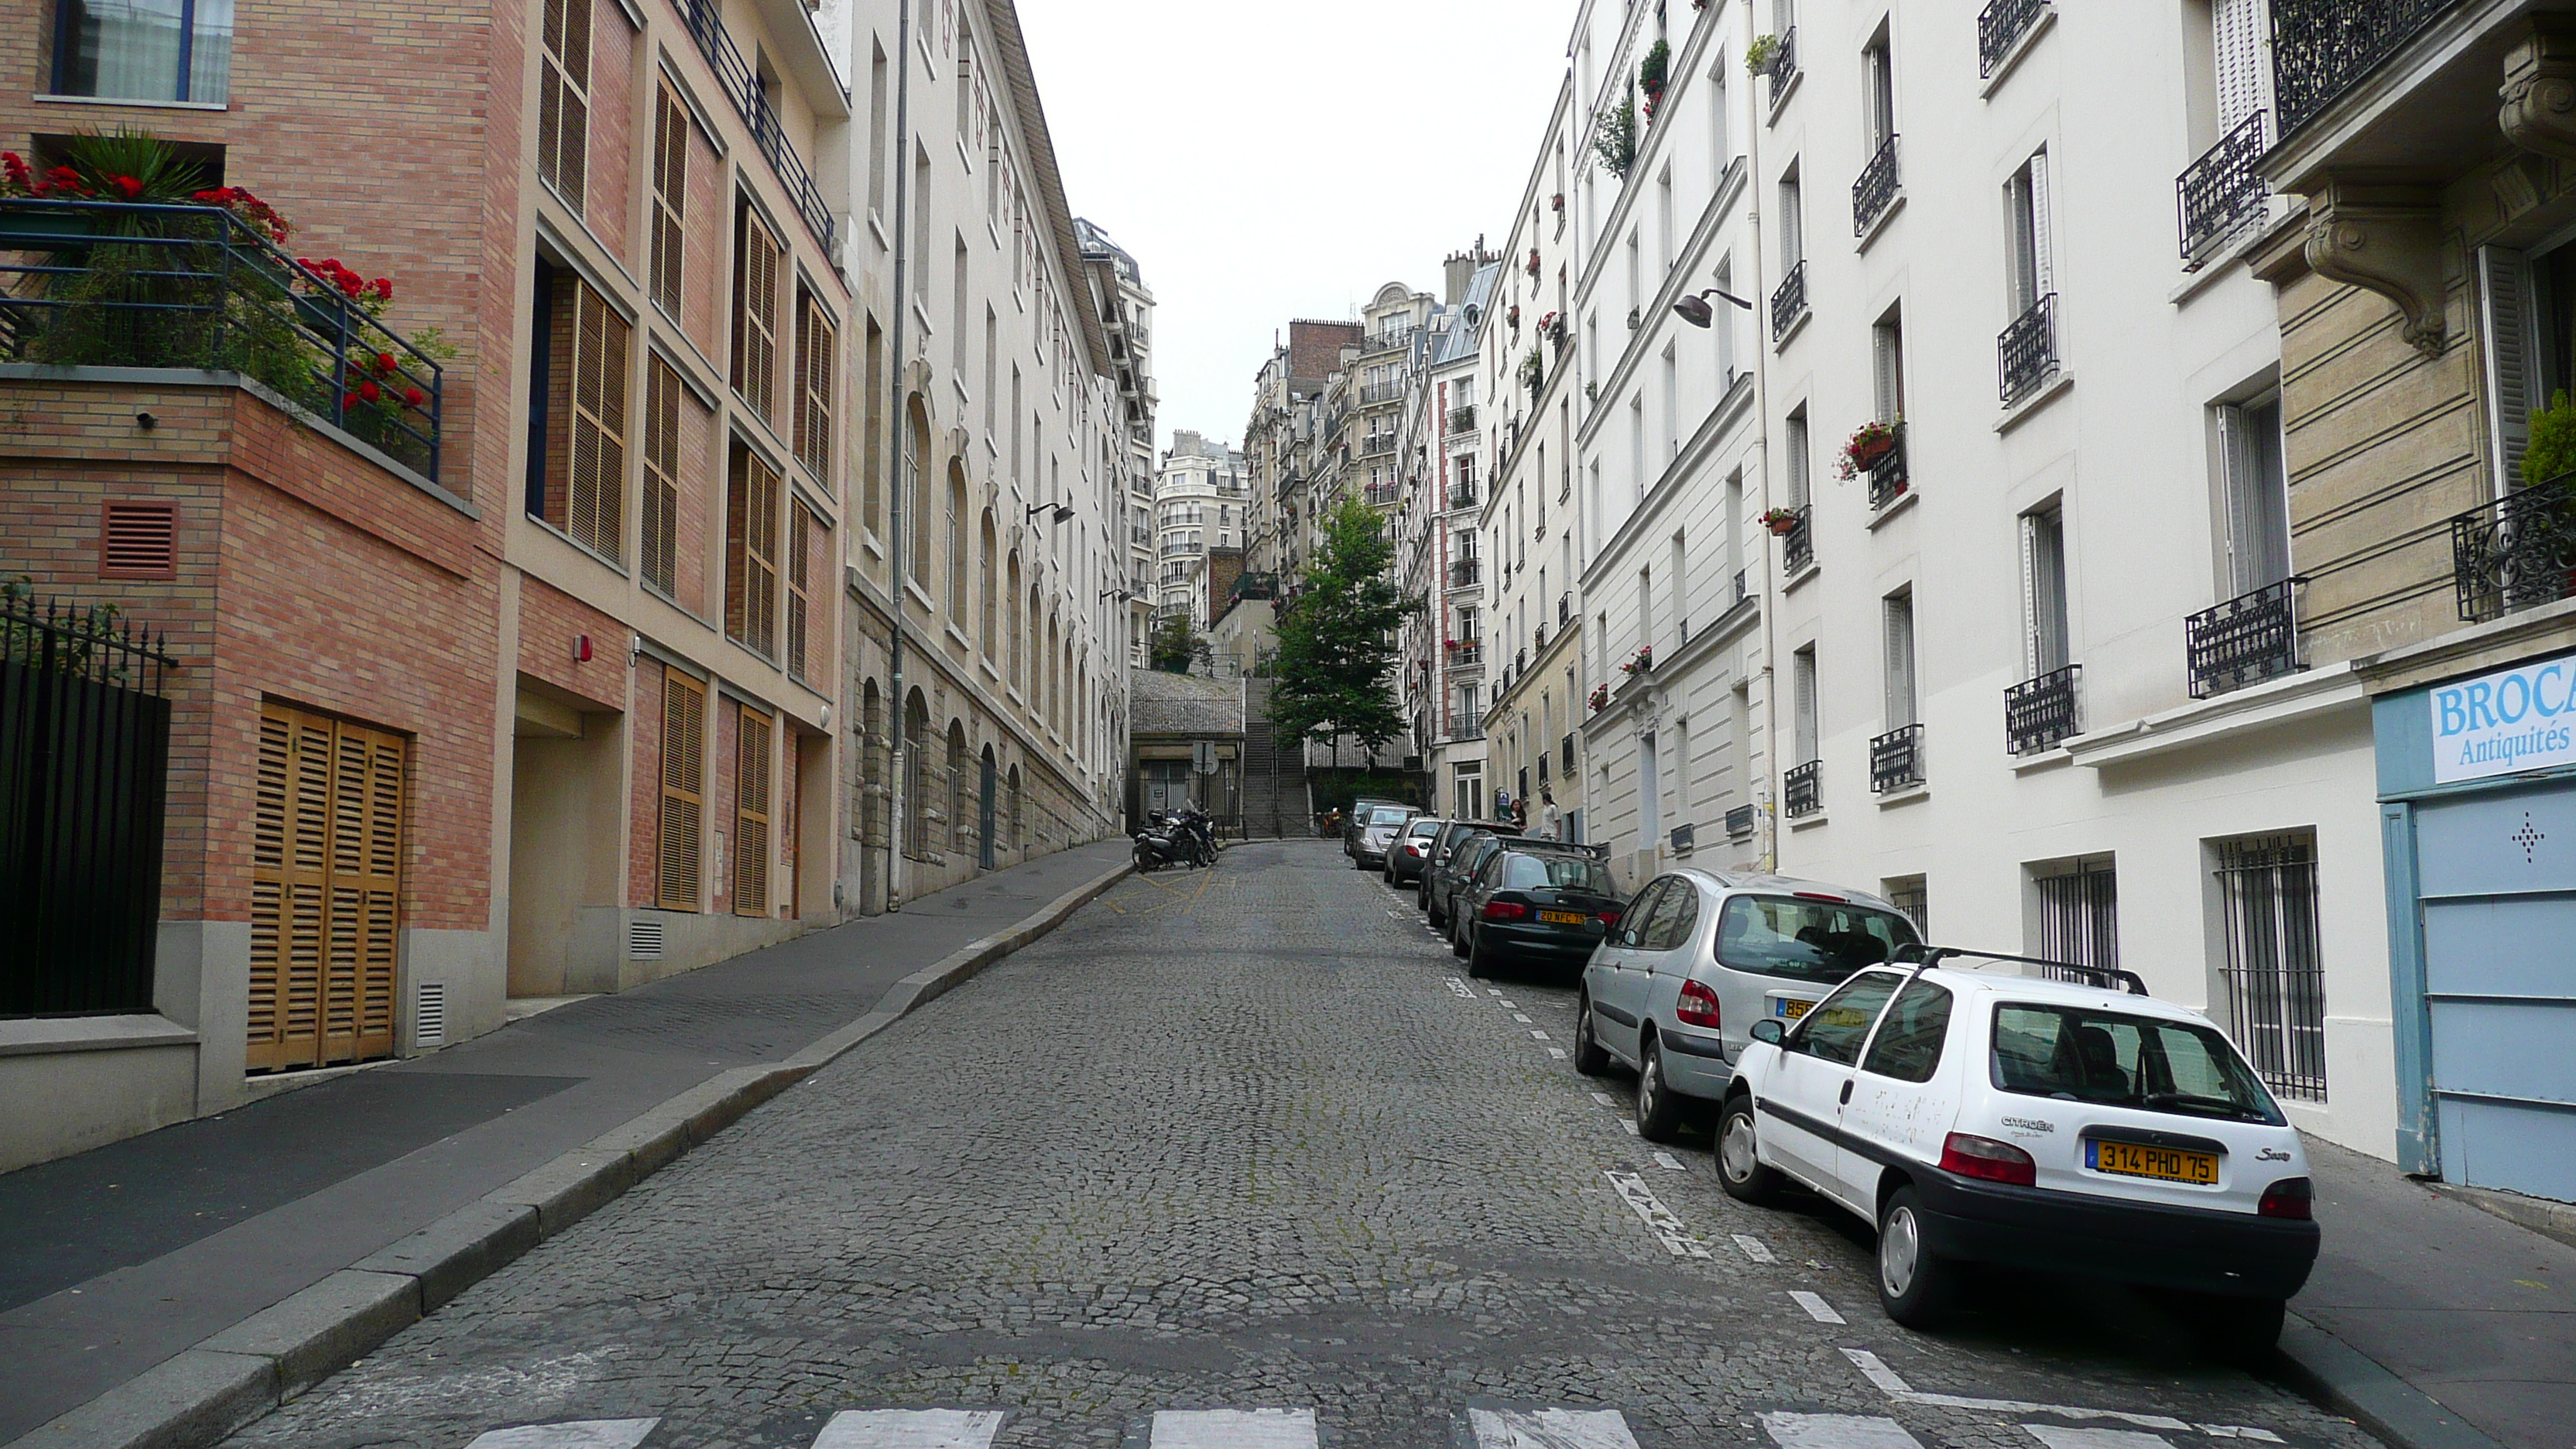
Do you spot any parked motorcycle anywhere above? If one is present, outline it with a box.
[1133,807,1217,872]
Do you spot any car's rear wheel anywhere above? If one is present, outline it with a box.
[1465,924,1495,978]
[2189,1295,2286,1365]
[1635,1036,1688,1142]
[1875,1185,1956,1329]
[1451,915,1471,960]
[1716,1096,1784,1204]
[1426,889,1445,927]
[1572,993,1612,1076]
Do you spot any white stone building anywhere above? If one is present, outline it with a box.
[1077,218,1160,670]
[1153,430,1246,625]
[1396,255,1501,819]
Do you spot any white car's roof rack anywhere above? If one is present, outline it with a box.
[1892,943,2150,997]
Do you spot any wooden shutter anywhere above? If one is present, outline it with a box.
[786,502,814,684]
[657,668,704,909]
[1884,595,1917,727]
[735,706,771,916]
[793,292,835,480]
[650,87,687,315]
[2212,0,2269,132]
[248,704,402,1072]
[732,211,780,419]
[567,283,630,560]
[642,356,680,594]
[2027,151,2055,299]
[725,445,780,657]
[2482,245,2536,495]
[539,0,591,209]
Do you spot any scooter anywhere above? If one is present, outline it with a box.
[1133,807,1217,872]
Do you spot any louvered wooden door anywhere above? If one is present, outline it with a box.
[248,704,404,1072]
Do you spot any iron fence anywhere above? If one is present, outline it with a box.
[1978,0,2048,77]
[1870,724,1923,793]
[674,0,837,252]
[2187,577,2303,698]
[1852,135,1902,235]
[1783,759,1821,818]
[2451,471,2576,623]
[2005,663,2081,755]
[1999,293,2058,405]
[1,590,173,1018]
[1447,486,1478,511]
[2215,833,2328,1101]
[2272,0,2462,139]
[2180,110,2272,266]
[1769,259,1808,342]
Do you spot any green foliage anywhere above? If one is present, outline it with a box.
[1745,33,1783,74]
[1640,39,1670,93]
[57,128,211,201]
[1593,98,1637,180]
[1149,611,1210,674]
[1310,769,1422,819]
[1271,497,1413,759]
[2527,390,2576,487]
[1,575,132,679]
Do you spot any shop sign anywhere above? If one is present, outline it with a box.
[2431,652,2576,783]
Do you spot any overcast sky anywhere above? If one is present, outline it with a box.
[1007,2,1574,459]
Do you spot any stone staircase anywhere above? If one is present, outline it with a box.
[1239,679,1312,838]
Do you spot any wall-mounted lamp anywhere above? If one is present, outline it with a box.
[1026,501,1075,525]
[134,411,157,430]
[1671,288,1756,328]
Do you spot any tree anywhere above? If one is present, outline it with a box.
[1272,496,1412,759]
[1149,610,1210,674]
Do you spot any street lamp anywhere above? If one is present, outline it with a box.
[1026,500,1075,524]
[1671,287,1756,327]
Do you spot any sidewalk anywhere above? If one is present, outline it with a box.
[2283,1136,2576,1449]
[0,840,1131,1446]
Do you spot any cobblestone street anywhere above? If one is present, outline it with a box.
[222,843,2376,1449]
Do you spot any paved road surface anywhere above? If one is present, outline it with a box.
[221,841,2374,1449]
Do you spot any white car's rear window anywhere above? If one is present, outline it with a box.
[1991,1004,2283,1125]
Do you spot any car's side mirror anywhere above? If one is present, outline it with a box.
[1749,1019,1786,1046]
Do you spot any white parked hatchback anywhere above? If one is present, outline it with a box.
[1718,949,2320,1360]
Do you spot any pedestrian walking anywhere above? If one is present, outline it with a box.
[1539,787,1560,841]
[1511,793,1528,831]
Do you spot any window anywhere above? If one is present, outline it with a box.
[1661,345,1680,464]
[1882,875,1927,937]
[1638,877,1700,948]
[786,502,817,683]
[1861,979,1951,1083]
[912,147,932,300]
[1718,896,1916,982]
[641,356,682,594]
[2022,504,2071,675]
[734,705,771,916]
[1872,307,1905,421]
[1883,591,1916,726]
[793,289,835,481]
[725,441,780,656]
[1787,971,1902,1066]
[868,41,889,220]
[1778,168,1804,268]
[1861,29,1894,146]
[536,269,630,563]
[650,88,687,314]
[1992,1003,2283,1124]
[732,206,783,420]
[2214,833,2327,1101]
[1707,54,1731,184]
[1668,532,1689,640]
[53,0,232,101]
[978,512,998,654]
[2217,394,2290,595]
[656,666,704,909]
[537,0,591,208]
[2006,151,2054,314]
[905,402,932,584]
[2032,855,2118,973]
[1714,256,1738,382]
[862,319,886,536]
[1792,645,1817,763]
[1784,406,1810,509]
[947,470,969,622]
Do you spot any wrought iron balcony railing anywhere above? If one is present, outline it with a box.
[1999,293,2059,405]
[1557,592,1573,626]
[1359,381,1404,405]
[1362,327,1416,355]
[1359,433,1397,457]
[1782,505,1814,574]
[2187,577,2304,697]
[1867,426,1910,511]
[676,0,835,252]
[2180,110,2272,267]
[1852,135,1901,235]
[1449,560,1481,587]
[1562,733,1575,775]
[1446,486,1478,511]
[1764,26,1799,101]
[1447,405,1477,433]
[1725,803,1758,839]
[1784,759,1822,818]
[1733,568,1749,607]
[1769,259,1809,342]
[2273,0,2464,140]
[1446,642,1482,667]
[2451,471,2576,623]
[1978,0,2048,78]
[1870,724,1925,793]
[1364,483,1400,507]
[2005,663,2081,755]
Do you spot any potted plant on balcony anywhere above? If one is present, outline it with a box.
[1745,33,1783,74]
[1834,417,1901,481]
[1761,506,1802,536]
[1550,192,1565,214]
[1621,645,1654,677]
[1520,347,1543,401]
[2526,389,2576,486]
[1527,247,1542,279]
[1588,683,1610,711]
[1593,98,1638,180]
[1640,40,1670,120]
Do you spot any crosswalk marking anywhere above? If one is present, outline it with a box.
[1148,1409,1318,1449]
[465,1423,659,1449]
[1838,1348,2270,1437]
[1787,1290,1845,1324]
[1760,1413,1923,1449]
[1464,1407,1641,1449]
[2024,1430,2175,1449]
[815,1410,1007,1449]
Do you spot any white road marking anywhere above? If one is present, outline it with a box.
[1512,1012,1533,1023]
[1589,1092,1618,1108]
[1496,999,1518,1008]
[1488,989,1504,996]
[1447,978,1477,997]
[1619,1118,1639,1135]
[2194,1430,2282,1443]
[1464,1406,1641,1449]
[1837,1348,2235,1434]
[466,1424,659,1449]
[1651,1151,1686,1171]
[1530,1030,1552,1040]
[814,1410,1007,1449]
[1733,1233,1778,1264]
[1547,1047,1569,1059]
[1149,1409,1319,1449]
[1841,1349,1913,1395]
[2024,1430,2177,1449]
[1759,1413,1923,1449]
[1787,1290,1844,1324]
[1601,1170,1712,1257]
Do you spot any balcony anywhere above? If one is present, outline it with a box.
[2187,578,2304,698]
[1769,260,1809,343]
[2005,663,2081,755]
[2273,0,2464,140]
[2451,472,2576,623]
[1870,724,1924,793]
[2179,110,2272,268]
[675,0,835,252]
[1364,482,1401,507]
[1359,380,1404,406]
[1784,759,1822,819]
[1733,568,1749,607]
[1449,559,1482,587]
[1781,505,1814,575]
[1725,803,1758,839]
[1978,0,2049,78]
[1852,135,1901,236]
[1446,486,1478,511]
[1447,404,1478,433]
[1359,433,1397,457]
[1557,592,1572,626]
[1998,293,2058,406]
[1561,734,1575,775]
[1763,26,1799,103]
[1866,426,1909,511]
[1533,623,1549,652]
[1446,641,1482,668]
[1362,327,1416,355]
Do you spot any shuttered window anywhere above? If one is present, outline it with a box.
[1883,592,1917,726]
[548,279,630,561]
[725,443,780,657]
[793,289,835,481]
[786,501,816,684]
[732,207,781,420]
[650,87,687,315]
[538,0,591,209]
[248,704,403,1073]
[656,667,704,909]
[735,705,772,916]
[641,355,681,594]
[2482,246,2536,495]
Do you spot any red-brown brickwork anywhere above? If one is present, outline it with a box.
[711,694,738,916]
[627,662,666,909]
[586,5,639,274]
[680,115,726,365]
[676,379,717,616]
[517,575,629,709]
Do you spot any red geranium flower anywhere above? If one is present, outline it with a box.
[111,175,142,199]
[342,391,360,409]
[358,381,381,402]
[372,278,392,301]
[402,387,426,408]
[375,352,396,375]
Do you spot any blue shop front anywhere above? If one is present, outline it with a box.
[2376,651,2576,1203]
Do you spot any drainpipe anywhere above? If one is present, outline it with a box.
[884,0,915,910]
[1742,4,1782,875]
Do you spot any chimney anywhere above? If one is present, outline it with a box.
[1444,251,1476,306]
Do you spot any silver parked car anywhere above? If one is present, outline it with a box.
[1351,803,1418,871]
[1574,871,1922,1142]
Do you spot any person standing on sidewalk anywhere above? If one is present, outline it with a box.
[1538,787,1560,841]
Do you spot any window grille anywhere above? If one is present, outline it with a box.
[2215,834,2328,1101]
[2033,857,2117,981]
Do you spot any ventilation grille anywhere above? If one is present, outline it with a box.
[628,916,666,961]
[100,501,177,580]
[415,981,447,1050]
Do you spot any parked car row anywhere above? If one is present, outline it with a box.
[1376,837,2321,1362]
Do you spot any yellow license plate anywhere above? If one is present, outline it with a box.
[2088,1140,2218,1185]
[1539,909,1588,925]
[1774,998,1814,1019]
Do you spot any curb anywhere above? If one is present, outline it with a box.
[5,858,1132,1449]
[2269,1312,2509,1449]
